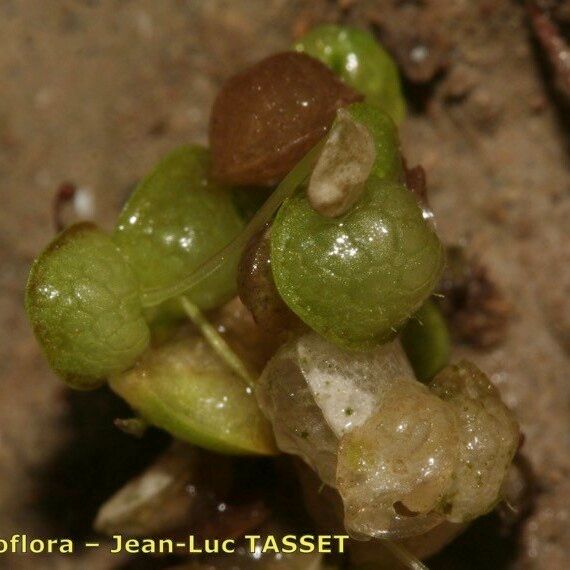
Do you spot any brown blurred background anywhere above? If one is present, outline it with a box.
[0,1,569,568]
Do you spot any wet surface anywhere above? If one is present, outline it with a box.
[0,1,569,568]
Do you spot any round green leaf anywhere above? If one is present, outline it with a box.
[295,25,406,124]
[343,102,403,181]
[271,177,445,349]
[113,146,245,310]
[401,300,451,382]
[25,223,150,388]
[110,337,278,456]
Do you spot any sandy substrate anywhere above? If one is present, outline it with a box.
[0,1,568,568]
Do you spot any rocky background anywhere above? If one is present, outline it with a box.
[0,1,568,568]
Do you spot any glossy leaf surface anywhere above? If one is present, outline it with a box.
[402,300,451,381]
[271,177,445,349]
[295,25,406,123]
[110,336,278,456]
[25,223,149,388]
[113,146,245,310]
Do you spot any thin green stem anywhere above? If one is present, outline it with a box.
[181,296,255,389]
[382,540,429,570]
[140,141,323,308]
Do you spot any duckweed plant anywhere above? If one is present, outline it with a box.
[25,25,519,567]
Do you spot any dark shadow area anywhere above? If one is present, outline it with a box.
[402,76,441,115]
[430,453,538,569]
[429,512,521,570]
[34,387,169,540]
